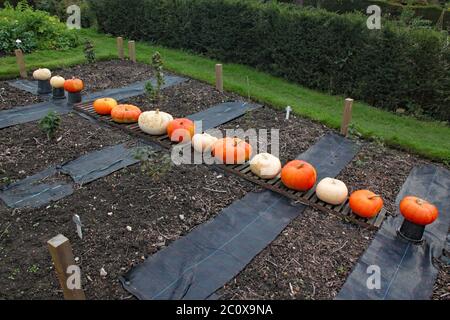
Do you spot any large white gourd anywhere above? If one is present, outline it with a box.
[192,133,218,153]
[33,68,52,80]
[315,177,349,205]
[138,109,173,135]
[250,153,282,179]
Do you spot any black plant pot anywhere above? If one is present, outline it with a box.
[37,80,52,95]
[52,87,65,100]
[397,219,425,244]
[67,92,82,104]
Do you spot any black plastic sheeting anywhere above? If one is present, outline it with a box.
[0,99,72,130]
[187,101,261,131]
[60,143,140,185]
[337,164,450,300]
[120,133,360,300]
[0,75,186,129]
[0,167,73,209]
[8,79,48,96]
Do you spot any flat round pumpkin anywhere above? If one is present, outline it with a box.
[400,196,438,226]
[111,104,142,123]
[93,98,118,115]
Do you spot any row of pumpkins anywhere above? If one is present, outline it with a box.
[91,98,440,225]
[33,68,84,93]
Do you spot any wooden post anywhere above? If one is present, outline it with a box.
[47,234,86,300]
[14,49,27,78]
[340,98,354,136]
[117,37,124,60]
[215,64,223,92]
[128,40,136,63]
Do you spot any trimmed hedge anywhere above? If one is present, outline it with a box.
[90,0,450,121]
[284,0,450,30]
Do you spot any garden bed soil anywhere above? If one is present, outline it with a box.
[0,60,448,300]
[0,84,43,111]
[0,113,130,189]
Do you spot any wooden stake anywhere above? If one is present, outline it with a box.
[117,37,124,60]
[47,234,86,300]
[340,98,354,136]
[14,49,27,78]
[215,64,223,92]
[128,40,136,63]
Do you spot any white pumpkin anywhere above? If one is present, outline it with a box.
[249,153,282,179]
[50,76,65,88]
[316,177,349,205]
[33,68,52,81]
[192,133,218,153]
[138,109,173,135]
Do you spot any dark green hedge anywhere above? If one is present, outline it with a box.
[90,0,450,121]
[284,0,450,30]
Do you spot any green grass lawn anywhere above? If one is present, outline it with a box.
[1,29,449,163]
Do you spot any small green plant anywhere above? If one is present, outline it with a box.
[147,51,165,102]
[27,265,40,273]
[144,81,155,101]
[39,111,61,140]
[83,39,96,63]
[133,147,172,180]
[8,268,20,280]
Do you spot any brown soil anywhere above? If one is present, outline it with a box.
[126,78,242,116]
[0,84,43,110]
[0,60,448,300]
[0,113,130,189]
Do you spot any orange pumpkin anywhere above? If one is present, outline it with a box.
[281,160,317,192]
[64,78,84,93]
[349,190,384,219]
[400,196,438,226]
[93,98,118,115]
[212,137,252,165]
[111,104,142,123]
[167,118,195,143]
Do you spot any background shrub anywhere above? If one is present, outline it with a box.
[0,2,80,54]
[90,0,450,121]
[0,0,96,27]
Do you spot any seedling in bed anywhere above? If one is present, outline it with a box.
[83,39,96,63]
[134,147,172,180]
[147,51,165,102]
[39,111,61,140]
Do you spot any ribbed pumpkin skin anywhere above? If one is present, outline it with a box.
[167,118,195,143]
[281,160,317,192]
[93,98,118,115]
[400,196,439,226]
[111,104,142,123]
[212,138,252,165]
[349,190,384,219]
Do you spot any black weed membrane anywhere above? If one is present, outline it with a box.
[120,133,360,300]
[338,165,450,300]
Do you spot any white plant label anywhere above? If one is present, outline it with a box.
[366,265,381,290]
[367,5,381,30]
[286,106,292,120]
[66,5,81,30]
[73,214,83,239]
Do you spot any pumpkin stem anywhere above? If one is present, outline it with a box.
[296,163,305,169]
[368,195,382,200]
[416,198,425,206]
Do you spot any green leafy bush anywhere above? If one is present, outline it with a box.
[90,0,450,121]
[39,110,60,140]
[0,1,80,54]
